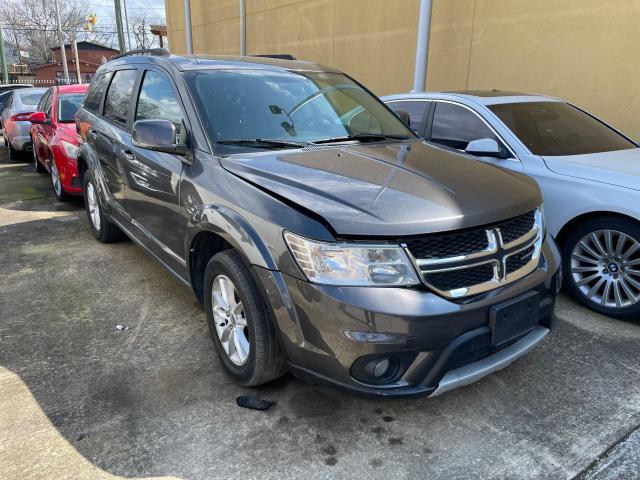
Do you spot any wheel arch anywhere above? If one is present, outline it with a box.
[186,204,280,303]
[555,211,640,249]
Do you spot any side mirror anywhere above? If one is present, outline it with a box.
[132,119,188,156]
[465,138,504,158]
[395,110,411,127]
[29,112,49,125]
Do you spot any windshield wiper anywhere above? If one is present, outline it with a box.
[310,133,410,145]
[217,139,306,149]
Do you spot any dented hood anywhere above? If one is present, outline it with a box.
[221,141,542,237]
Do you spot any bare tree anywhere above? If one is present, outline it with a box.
[130,17,158,50]
[0,0,89,63]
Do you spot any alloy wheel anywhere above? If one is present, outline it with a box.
[570,229,640,309]
[51,161,62,196]
[86,182,101,231]
[211,274,250,366]
[33,147,38,169]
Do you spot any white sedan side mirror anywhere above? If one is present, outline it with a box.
[465,138,502,157]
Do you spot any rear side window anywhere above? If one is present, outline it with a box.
[430,102,499,150]
[104,70,138,126]
[84,73,111,112]
[386,100,430,131]
[135,70,183,139]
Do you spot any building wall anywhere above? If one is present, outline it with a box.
[166,0,640,139]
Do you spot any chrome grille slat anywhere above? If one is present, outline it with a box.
[404,209,543,298]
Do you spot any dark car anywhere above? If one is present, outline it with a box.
[75,51,561,398]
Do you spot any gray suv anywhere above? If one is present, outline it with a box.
[75,51,561,397]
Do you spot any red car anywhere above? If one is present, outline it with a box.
[30,84,88,201]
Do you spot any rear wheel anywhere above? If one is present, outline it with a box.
[33,143,46,173]
[204,250,287,386]
[83,170,124,243]
[50,158,72,201]
[563,217,640,320]
[8,140,19,161]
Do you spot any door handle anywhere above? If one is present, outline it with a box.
[87,129,98,141]
[120,150,135,162]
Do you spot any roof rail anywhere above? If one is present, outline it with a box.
[111,48,170,60]
[252,54,297,60]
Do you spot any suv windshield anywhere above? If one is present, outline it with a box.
[489,101,637,156]
[185,69,414,152]
[58,93,85,123]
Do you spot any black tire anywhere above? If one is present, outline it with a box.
[204,250,287,386]
[8,140,19,161]
[563,216,640,320]
[50,157,72,202]
[33,142,46,173]
[82,170,125,243]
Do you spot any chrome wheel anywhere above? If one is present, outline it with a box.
[33,147,38,168]
[571,229,640,308]
[212,275,250,366]
[51,161,62,196]
[86,182,101,231]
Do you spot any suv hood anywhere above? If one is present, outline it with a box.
[542,148,640,191]
[221,141,541,236]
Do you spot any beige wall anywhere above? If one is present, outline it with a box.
[166,0,640,139]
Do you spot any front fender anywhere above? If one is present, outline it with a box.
[185,203,278,270]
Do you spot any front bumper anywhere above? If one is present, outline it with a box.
[253,234,561,398]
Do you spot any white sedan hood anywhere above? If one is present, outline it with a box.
[542,148,640,191]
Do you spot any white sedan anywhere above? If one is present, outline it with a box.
[382,90,640,319]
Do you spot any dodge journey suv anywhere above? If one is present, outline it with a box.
[75,51,561,397]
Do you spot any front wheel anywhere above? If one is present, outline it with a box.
[204,250,287,386]
[563,217,640,320]
[83,170,124,243]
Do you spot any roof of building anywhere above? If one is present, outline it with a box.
[51,41,119,53]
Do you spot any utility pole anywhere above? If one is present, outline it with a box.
[53,0,70,84]
[71,37,82,84]
[0,23,8,84]
[184,0,193,54]
[122,0,133,50]
[411,0,433,93]
[114,0,127,53]
[239,0,246,55]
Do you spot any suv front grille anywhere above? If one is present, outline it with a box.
[404,229,489,260]
[498,210,536,245]
[405,208,543,298]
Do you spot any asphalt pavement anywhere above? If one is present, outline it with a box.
[0,147,639,480]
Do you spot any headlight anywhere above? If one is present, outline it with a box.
[536,204,545,238]
[284,231,420,286]
[60,140,78,159]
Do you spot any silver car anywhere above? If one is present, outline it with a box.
[1,87,47,160]
[382,90,640,319]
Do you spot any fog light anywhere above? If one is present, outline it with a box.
[372,359,390,378]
